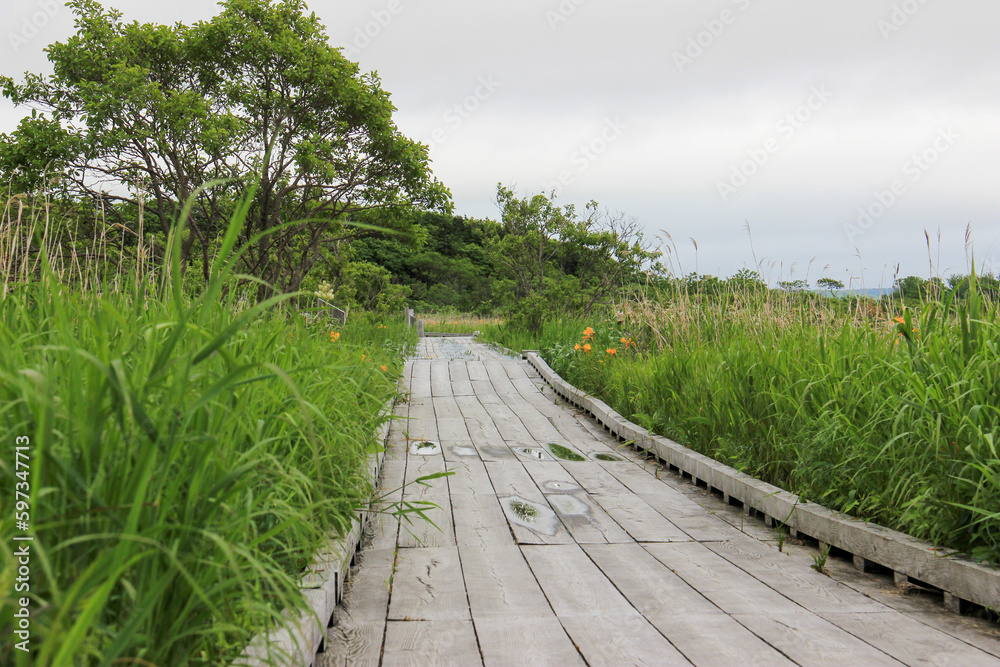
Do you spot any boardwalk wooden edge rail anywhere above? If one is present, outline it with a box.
[233,401,395,667]
[521,350,1000,614]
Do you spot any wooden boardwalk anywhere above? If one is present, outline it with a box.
[317,338,1000,666]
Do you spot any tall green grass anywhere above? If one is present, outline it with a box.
[485,280,1000,565]
[0,193,414,664]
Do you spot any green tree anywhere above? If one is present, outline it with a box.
[816,277,844,295]
[336,260,411,313]
[778,279,809,293]
[0,0,449,293]
[487,185,656,332]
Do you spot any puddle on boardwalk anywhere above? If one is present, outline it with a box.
[409,440,442,456]
[592,452,625,462]
[547,493,591,518]
[500,496,561,536]
[544,443,586,461]
[542,480,583,493]
[448,445,478,458]
[437,338,481,361]
[517,447,553,461]
[478,445,517,461]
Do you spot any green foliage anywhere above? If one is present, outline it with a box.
[336,260,412,313]
[352,212,498,312]
[817,277,845,293]
[1,0,450,296]
[486,185,657,333]
[486,279,1000,565]
[0,197,414,664]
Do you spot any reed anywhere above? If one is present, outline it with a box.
[0,191,414,664]
[485,277,1000,565]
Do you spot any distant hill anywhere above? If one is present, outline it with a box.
[822,287,895,298]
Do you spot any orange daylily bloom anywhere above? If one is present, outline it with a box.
[583,343,591,353]
[381,365,388,372]
[606,348,617,355]
[893,316,905,324]
[575,343,582,351]
[582,327,595,341]
[330,331,340,342]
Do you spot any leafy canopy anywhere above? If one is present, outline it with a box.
[1,0,450,293]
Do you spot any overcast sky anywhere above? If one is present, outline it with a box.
[3,0,998,286]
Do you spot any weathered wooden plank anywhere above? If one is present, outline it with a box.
[600,462,679,496]
[907,612,1000,658]
[410,360,432,399]
[474,617,586,667]
[460,545,552,617]
[436,417,471,441]
[430,361,452,397]
[546,413,604,444]
[402,456,448,500]
[497,495,573,545]
[590,493,691,543]
[484,461,545,503]
[432,395,464,420]
[473,386,505,404]
[452,495,513,548]
[545,491,633,544]
[484,360,519,394]
[382,620,482,666]
[704,538,889,614]
[317,550,394,667]
[440,441,481,462]
[405,398,434,421]
[445,458,494,496]
[449,361,471,383]
[818,611,1000,666]
[336,548,394,621]
[583,543,796,666]
[500,358,529,380]
[458,415,506,450]
[481,402,535,442]
[388,547,471,622]
[397,501,455,549]
[511,406,564,442]
[636,490,750,543]
[380,460,407,492]
[367,485,403,552]
[560,614,692,666]
[466,362,489,382]
[405,414,439,444]
[730,612,904,666]
[564,463,632,495]
[521,460,585,494]
[449,362,475,396]
[643,542,807,614]
[453,395,493,420]
[472,442,518,461]
[520,543,639,618]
